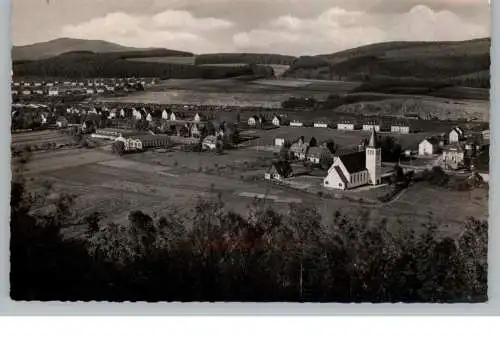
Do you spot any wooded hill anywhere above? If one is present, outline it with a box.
[285,38,491,88]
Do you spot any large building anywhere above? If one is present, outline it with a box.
[323,129,381,190]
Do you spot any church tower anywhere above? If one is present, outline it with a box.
[365,128,381,185]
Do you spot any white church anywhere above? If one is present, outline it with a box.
[323,129,382,190]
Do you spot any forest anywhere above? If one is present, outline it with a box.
[12,52,272,80]
[10,151,487,302]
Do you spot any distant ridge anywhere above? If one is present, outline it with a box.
[12,37,192,61]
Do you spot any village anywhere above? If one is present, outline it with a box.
[11,89,490,215]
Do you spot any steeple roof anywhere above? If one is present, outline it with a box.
[368,128,378,148]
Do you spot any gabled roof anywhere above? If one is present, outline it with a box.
[421,137,440,146]
[334,165,348,186]
[269,161,293,178]
[338,151,366,174]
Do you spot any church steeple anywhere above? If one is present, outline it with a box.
[368,128,378,148]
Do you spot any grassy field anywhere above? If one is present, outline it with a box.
[11,130,74,148]
[21,144,488,241]
[240,126,437,151]
[126,56,196,65]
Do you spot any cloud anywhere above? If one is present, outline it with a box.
[232,5,489,55]
[60,10,233,52]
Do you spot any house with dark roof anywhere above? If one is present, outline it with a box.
[290,138,309,160]
[323,129,382,190]
[272,115,282,126]
[418,137,441,156]
[306,147,333,164]
[449,127,465,144]
[265,161,293,181]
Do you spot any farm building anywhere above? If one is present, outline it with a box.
[418,138,441,156]
[442,145,465,170]
[362,121,381,132]
[323,129,381,190]
[449,127,465,144]
[117,135,170,152]
[272,116,282,126]
[290,120,304,127]
[391,123,411,134]
[202,135,218,150]
[290,138,309,160]
[314,121,328,128]
[265,161,293,181]
[337,121,356,131]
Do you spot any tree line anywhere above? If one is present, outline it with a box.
[12,53,273,80]
[10,152,487,302]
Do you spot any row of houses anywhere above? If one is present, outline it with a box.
[250,115,412,134]
[11,77,157,89]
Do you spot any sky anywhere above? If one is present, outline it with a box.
[12,0,491,55]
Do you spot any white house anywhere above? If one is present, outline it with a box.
[314,121,328,128]
[108,110,117,119]
[323,129,381,190]
[146,113,153,122]
[442,145,465,170]
[40,114,47,125]
[96,87,105,94]
[449,127,464,144]
[248,116,258,127]
[162,110,170,120]
[418,138,440,156]
[362,121,381,132]
[391,123,410,134]
[86,88,95,95]
[272,116,282,127]
[202,135,218,150]
[11,89,18,95]
[481,129,490,141]
[120,109,126,118]
[22,89,31,95]
[290,120,304,127]
[35,89,44,95]
[193,112,203,122]
[337,121,356,131]
[274,137,286,147]
[169,112,177,121]
[290,138,309,160]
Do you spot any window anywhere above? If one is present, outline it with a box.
[339,183,342,188]
[324,181,329,185]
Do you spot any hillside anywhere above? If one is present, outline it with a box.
[12,37,192,61]
[12,51,271,80]
[195,53,297,66]
[285,38,491,88]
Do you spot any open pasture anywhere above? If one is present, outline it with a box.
[20,145,487,238]
[11,130,74,148]
[126,56,196,64]
[241,126,437,151]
